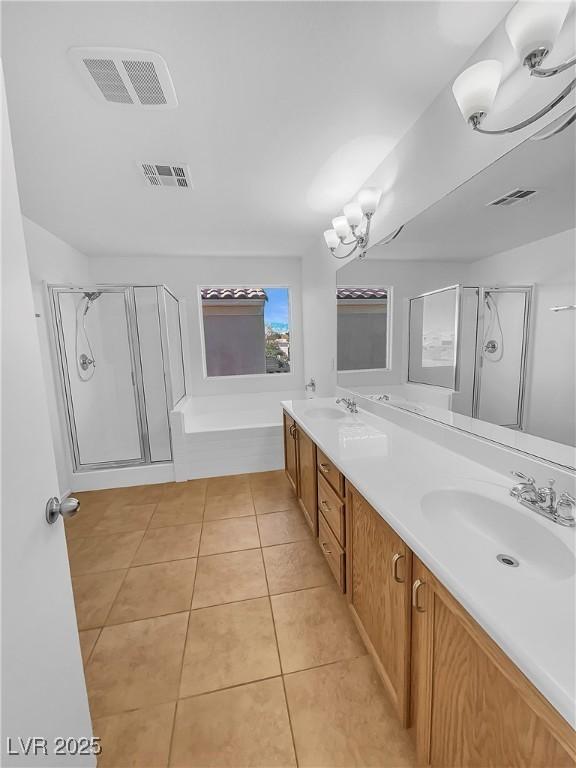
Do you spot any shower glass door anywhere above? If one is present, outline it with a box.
[51,286,148,469]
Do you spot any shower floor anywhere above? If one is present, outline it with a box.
[66,472,415,767]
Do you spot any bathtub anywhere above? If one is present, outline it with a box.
[170,391,304,480]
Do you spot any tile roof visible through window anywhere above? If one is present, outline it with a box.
[337,288,388,300]
[201,288,268,301]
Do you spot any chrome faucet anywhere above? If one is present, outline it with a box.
[510,471,575,527]
[336,397,358,414]
[305,377,316,393]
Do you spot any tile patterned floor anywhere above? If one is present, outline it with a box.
[68,471,416,768]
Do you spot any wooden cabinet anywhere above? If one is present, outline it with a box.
[317,473,345,546]
[410,556,576,768]
[346,484,412,726]
[318,513,345,590]
[283,412,298,493]
[317,447,345,497]
[296,427,317,533]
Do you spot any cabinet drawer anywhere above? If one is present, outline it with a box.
[316,448,345,497]
[319,513,345,592]
[317,473,345,546]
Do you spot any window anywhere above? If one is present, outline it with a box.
[200,287,291,377]
[337,287,390,371]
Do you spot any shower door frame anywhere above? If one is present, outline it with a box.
[472,285,533,431]
[48,284,152,472]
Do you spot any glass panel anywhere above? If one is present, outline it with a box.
[337,287,389,371]
[134,287,172,461]
[164,290,186,405]
[57,289,143,466]
[408,286,460,389]
[201,287,291,376]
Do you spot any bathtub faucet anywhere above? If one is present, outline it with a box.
[305,378,316,393]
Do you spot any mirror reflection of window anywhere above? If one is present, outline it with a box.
[337,287,390,372]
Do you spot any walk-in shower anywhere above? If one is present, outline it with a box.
[49,284,186,471]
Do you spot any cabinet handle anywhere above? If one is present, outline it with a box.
[412,579,426,613]
[319,462,331,474]
[320,499,331,511]
[392,552,405,583]
[321,541,332,556]
[289,424,295,436]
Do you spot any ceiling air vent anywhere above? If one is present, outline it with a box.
[487,188,537,207]
[68,47,177,108]
[140,163,192,189]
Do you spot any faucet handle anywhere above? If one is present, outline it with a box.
[559,491,575,505]
[511,471,535,485]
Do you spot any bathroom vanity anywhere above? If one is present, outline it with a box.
[283,399,576,767]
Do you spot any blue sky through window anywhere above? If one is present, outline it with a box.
[264,288,290,333]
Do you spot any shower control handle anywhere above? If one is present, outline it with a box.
[45,496,80,525]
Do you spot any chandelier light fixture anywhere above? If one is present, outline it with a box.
[452,1,576,135]
[323,188,403,260]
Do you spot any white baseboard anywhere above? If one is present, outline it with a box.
[70,462,175,492]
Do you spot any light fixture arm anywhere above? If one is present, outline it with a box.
[471,78,576,134]
[530,55,576,78]
[329,214,373,260]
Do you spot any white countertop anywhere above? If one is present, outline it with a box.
[282,397,576,728]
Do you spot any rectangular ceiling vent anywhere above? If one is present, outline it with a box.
[68,47,178,109]
[140,163,192,189]
[487,188,537,207]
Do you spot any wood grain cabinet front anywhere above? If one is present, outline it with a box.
[410,556,576,768]
[295,426,317,534]
[346,484,412,727]
[283,411,298,494]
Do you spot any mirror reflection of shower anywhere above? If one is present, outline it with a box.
[482,292,504,363]
[76,291,102,381]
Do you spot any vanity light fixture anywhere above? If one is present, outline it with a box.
[323,188,403,260]
[452,1,576,135]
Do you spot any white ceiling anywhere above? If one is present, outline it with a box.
[2,1,509,258]
[368,119,576,262]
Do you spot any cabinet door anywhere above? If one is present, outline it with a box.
[346,485,412,726]
[283,411,298,493]
[411,557,576,768]
[296,426,317,533]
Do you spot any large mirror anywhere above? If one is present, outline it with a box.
[337,120,576,467]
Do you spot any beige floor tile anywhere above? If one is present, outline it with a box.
[262,540,332,595]
[85,613,188,718]
[252,489,299,515]
[248,470,291,487]
[106,483,166,506]
[284,656,416,767]
[72,570,126,629]
[180,597,280,697]
[93,701,176,768]
[206,474,250,498]
[92,503,156,535]
[67,531,144,576]
[257,509,312,547]
[149,497,204,528]
[132,523,201,566]
[192,549,268,609]
[204,490,255,520]
[79,628,101,667]
[107,559,197,625]
[170,678,296,768]
[199,517,260,556]
[64,500,109,540]
[162,479,207,502]
[271,585,366,673]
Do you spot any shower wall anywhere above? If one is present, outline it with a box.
[49,284,185,472]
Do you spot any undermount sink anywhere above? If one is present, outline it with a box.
[421,489,575,581]
[304,406,347,420]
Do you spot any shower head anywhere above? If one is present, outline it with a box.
[84,291,102,302]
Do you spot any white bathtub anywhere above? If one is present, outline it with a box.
[170,391,304,480]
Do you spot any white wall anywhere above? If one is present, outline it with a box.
[337,257,466,389]
[89,255,304,397]
[301,239,338,397]
[23,217,93,495]
[467,228,576,446]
